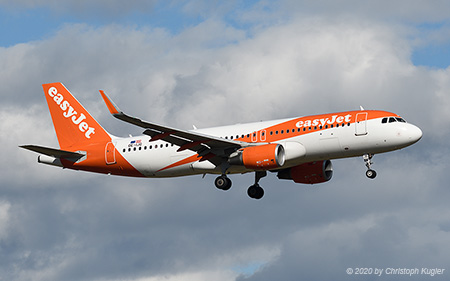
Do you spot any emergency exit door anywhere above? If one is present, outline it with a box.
[105,142,116,165]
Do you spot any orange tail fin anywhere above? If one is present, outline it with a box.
[43,83,111,149]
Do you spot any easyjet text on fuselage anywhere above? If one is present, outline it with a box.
[295,114,352,128]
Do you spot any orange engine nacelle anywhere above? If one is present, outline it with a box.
[277,160,333,184]
[228,144,285,170]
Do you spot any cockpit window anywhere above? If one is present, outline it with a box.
[382,116,407,124]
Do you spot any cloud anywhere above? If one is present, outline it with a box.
[3,0,450,26]
[0,201,11,240]
[240,208,450,281]
[1,3,450,281]
[281,0,450,23]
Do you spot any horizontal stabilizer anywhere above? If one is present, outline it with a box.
[19,145,84,159]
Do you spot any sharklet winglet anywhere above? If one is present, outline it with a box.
[99,90,122,115]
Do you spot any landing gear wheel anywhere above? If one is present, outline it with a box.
[366,169,377,179]
[215,175,232,190]
[246,171,267,199]
[247,184,264,199]
[363,154,377,179]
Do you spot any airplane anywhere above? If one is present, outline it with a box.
[20,82,423,199]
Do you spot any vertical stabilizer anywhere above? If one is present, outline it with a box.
[43,83,111,149]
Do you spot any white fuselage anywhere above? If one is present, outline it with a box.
[114,115,422,177]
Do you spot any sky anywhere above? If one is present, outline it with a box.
[1,0,450,280]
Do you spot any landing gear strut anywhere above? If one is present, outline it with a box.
[247,171,266,200]
[363,154,377,179]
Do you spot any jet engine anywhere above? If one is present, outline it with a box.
[277,160,333,184]
[229,143,285,170]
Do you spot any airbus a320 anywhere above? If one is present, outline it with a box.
[21,83,423,199]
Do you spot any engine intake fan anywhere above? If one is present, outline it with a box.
[229,143,285,170]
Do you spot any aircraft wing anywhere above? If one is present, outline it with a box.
[19,145,85,159]
[99,91,244,160]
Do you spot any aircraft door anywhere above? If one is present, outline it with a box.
[355,113,368,136]
[260,130,267,142]
[251,131,257,142]
[105,142,116,165]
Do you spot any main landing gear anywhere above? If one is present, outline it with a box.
[214,171,267,200]
[363,154,377,179]
[214,175,232,190]
[247,171,266,200]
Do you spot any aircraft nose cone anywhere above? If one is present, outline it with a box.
[408,124,423,144]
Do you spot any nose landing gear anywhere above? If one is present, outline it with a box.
[363,154,377,179]
[365,169,377,179]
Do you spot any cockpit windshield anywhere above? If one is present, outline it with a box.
[382,117,407,124]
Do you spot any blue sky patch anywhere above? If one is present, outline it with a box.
[411,22,450,68]
[412,43,450,69]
